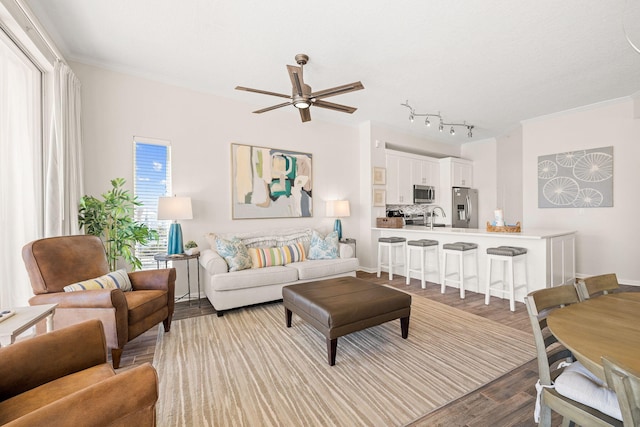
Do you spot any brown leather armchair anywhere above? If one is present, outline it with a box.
[0,319,158,426]
[22,235,176,368]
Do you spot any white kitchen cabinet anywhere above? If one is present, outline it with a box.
[439,157,474,224]
[386,151,440,205]
[386,153,412,204]
[452,160,473,187]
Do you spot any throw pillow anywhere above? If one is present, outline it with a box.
[248,247,285,269]
[307,230,339,260]
[215,237,252,272]
[64,269,133,292]
[248,242,306,268]
[280,242,306,264]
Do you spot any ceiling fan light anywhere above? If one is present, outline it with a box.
[294,100,310,109]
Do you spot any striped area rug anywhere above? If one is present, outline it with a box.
[153,295,535,426]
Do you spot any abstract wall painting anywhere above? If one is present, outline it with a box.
[231,143,312,219]
[538,146,613,208]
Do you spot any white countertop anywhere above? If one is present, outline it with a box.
[373,225,576,240]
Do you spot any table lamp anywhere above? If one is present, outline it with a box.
[326,200,350,240]
[158,196,193,255]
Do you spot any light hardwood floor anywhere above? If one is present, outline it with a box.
[119,271,638,426]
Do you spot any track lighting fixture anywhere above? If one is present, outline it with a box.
[401,101,475,138]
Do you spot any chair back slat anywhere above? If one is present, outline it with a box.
[577,274,620,301]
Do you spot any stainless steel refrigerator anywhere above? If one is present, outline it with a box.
[452,187,478,228]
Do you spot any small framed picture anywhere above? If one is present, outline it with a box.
[373,189,386,207]
[372,167,386,185]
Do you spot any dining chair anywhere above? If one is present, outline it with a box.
[576,273,620,301]
[525,285,622,427]
[602,356,640,427]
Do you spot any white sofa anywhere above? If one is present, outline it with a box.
[199,228,358,315]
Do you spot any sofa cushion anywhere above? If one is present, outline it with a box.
[308,230,339,260]
[63,269,132,292]
[212,266,299,291]
[287,258,359,281]
[126,290,168,324]
[215,237,252,272]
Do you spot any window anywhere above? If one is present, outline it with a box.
[0,27,43,307]
[133,137,171,270]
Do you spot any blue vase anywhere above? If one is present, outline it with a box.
[334,219,342,240]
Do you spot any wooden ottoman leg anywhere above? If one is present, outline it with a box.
[285,308,293,327]
[400,316,410,339]
[327,338,338,366]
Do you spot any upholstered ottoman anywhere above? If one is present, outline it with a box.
[282,276,411,366]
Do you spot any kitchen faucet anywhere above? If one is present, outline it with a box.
[429,206,446,230]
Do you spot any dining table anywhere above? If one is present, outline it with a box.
[546,292,640,381]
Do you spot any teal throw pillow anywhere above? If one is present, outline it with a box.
[215,237,252,272]
[308,230,339,260]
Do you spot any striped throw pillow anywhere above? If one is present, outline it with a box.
[248,243,306,268]
[64,269,132,292]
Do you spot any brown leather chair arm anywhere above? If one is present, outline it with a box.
[129,268,176,292]
[29,288,127,310]
[0,320,107,401]
[4,363,158,427]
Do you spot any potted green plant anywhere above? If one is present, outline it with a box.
[184,240,199,256]
[78,178,158,271]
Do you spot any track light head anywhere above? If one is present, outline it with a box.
[425,117,430,126]
[409,113,414,123]
[467,126,473,138]
[439,120,444,132]
[450,126,455,135]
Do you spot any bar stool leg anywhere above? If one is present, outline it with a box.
[440,251,447,293]
[507,257,515,312]
[405,246,411,285]
[377,244,383,278]
[485,257,492,305]
[459,251,465,299]
[389,245,395,280]
[420,248,426,289]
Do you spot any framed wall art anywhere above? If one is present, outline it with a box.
[231,143,313,219]
[373,189,386,207]
[372,167,386,185]
[538,146,613,208]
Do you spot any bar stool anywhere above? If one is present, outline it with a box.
[377,237,406,280]
[405,239,439,289]
[485,246,528,312]
[440,242,478,299]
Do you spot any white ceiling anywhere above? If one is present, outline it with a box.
[24,0,640,144]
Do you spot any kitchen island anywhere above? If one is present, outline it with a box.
[373,225,576,303]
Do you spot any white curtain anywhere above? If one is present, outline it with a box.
[45,61,84,236]
[0,32,42,307]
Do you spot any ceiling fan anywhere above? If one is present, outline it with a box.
[235,54,364,123]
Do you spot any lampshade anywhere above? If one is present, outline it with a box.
[325,200,350,218]
[157,196,193,221]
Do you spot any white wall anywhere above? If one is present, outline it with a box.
[495,127,524,224]
[72,62,361,296]
[462,139,498,227]
[522,98,640,284]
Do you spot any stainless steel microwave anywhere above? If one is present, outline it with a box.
[413,185,435,204]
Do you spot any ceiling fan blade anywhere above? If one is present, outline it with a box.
[287,65,304,96]
[313,100,357,114]
[310,81,364,100]
[299,108,311,122]
[253,102,292,114]
[235,86,291,99]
